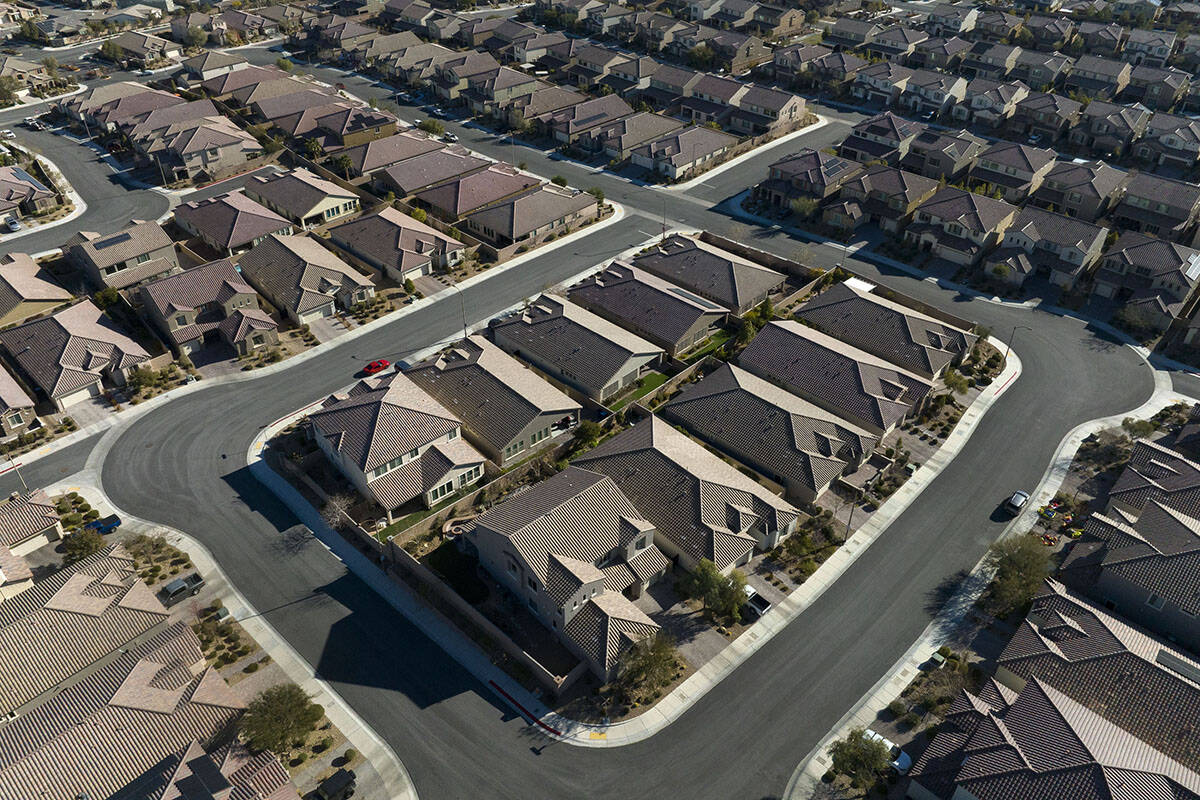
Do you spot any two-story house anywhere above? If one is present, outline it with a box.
[968,140,1057,202]
[1091,231,1200,330]
[905,187,1019,265]
[838,111,924,165]
[984,205,1108,289]
[952,77,1029,126]
[1029,159,1130,222]
[1111,172,1200,246]
[67,220,181,291]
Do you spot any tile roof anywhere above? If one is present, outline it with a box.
[537,94,634,136]
[976,140,1056,173]
[243,168,357,223]
[413,163,540,219]
[338,130,444,176]
[766,147,862,191]
[489,294,663,397]
[238,234,372,317]
[181,49,247,74]
[1006,205,1108,252]
[0,364,32,413]
[915,187,1018,234]
[374,146,489,195]
[0,488,57,550]
[662,362,876,499]
[575,416,798,571]
[0,252,70,317]
[629,124,739,168]
[404,335,580,456]
[174,191,292,251]
[463,183,596,241]
[632,233,785,314]
[328,205,464,275]
[794,280,976,378]
[1037,160,1128,202]
[141,740,300,800]
[0,300,150,402]
[1108,438,1200,516]
[0,621,243,800]
[69,219,173,270]
[562,589,659,674]
[737,320,933,434]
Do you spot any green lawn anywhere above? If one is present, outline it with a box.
[609,371,669,412]
[684,329,732,362]
[375,494,460,542]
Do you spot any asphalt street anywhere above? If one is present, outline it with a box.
[0,54,1173,799]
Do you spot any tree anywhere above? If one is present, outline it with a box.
[0,76,18,107]
[41,57,59,81]
[403,277,416,294]
[332,154,353,178]
[586,186,604,204]
[100,39,123,63]
[710,568,747,621]
[240,684,325,753]
[275,57,294,71]
[613,632,679,701]
[63,528,105,564]
[687,43,715,68]
[551,174,567,186]
[984,535,1050,616]
[572,419,602,449]
[320,493,355,531]
[409,207,427,223]
[790,196,819,219]
[18,20,46,44]
[417,118,444,136]
[829,728,889,788]
[303,137,324,159]
[186,25,208,48]
[93,286,120,309]
[679,558,725,611]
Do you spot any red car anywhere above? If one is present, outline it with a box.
[363,359,391,375]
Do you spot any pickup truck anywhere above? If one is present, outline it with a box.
[85,514,121,534]
[159,573,206,608]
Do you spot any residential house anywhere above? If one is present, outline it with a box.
[0,165,55,223]
[61,83,185,133]
[563,44,628,89]
[838,111,924,165]
[580,112,684,161]
[1111,172,1200,246]
[179,50,250,84]
[238,234,374,325]
[630,124,740,180]
[1104,437,1200,519]
[793,280,977,379]
[985,205,1109,288]
[462,184,598,251]
[1023,15,1074,49]
[489,294,663,402]
[909,36,971,70]
[862,25,928,63]
[1064,54,1132,99]
[1136,111,1200,169]
[1077,20,1125,57]
[823,17,881,50]
[243,169,360,230]
[371,146,490,197]
[67,219,180,291]
[568,261,728,357]
[130,110,262,184]
[107,30,182,67]
[433,51,501,102]
[139,258,277,357]
[0,252,70,328]
[506,84,589,131]
[0,300,149,410]
[1124,64,1190,111]
[851,61,914,105]
[1030,159,1129,222]
[905,187,1020,265]
[755,147,864,207]
[1070,100,1152,156]
[412,163,540,223]
[725,84,805,136]
[923,3,978,37]
[380,42,456,86]
[536,94,633,144]
[662,362,876,504]
[806,51,868,93]
[960,41,1022,80]
[349,31,423,69]
[469,467,663,680]
[632,232,785,315]
[328,205,465,281]
[1012,49,1073,89]
[404,335,579,465]
[743,3,805,40]
[173,191,294,256]
[972,10,1023,41]
[463,66,540,119]
[1124,27,1176,66]
[0,488,61,559]
[1010,90,1082,140]
[575,415,800,568]
[0,56,49,91]
[0,367,35,443]
[899,129,985,183]
[952,78,1029,127]
[828,165,939,233]
[148,742,299,800]
[994,579,1200,769]
[199,65,291,101]
[1091,231,1200,330]
[968,140,1057,202]
[308,372,486,514]
[898,69,967,117]
[602,55,660,96]
[907,677,1200,800]
[338,130,443,178]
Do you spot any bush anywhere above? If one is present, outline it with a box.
[887,699,906,718]
[901,712,921,728]
[243,661,260,673]
[551,174,567,186]
[63,529,104,564]
[239,684,325,753]
[316,736,334,753]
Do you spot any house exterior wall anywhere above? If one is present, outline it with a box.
[76,243,180,290]
[1090,570,1200,654]
[490,409,578,466]
[9,521,63,558]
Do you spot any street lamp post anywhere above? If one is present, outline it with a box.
[448,282,468,342]
[1004,325,1031,361]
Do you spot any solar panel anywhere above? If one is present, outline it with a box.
[11,167,48,194]
[94,232,133,250]
[668,286,722,310]
[1157,649,1200,685]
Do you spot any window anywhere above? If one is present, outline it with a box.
[447,428,458,440]
[135,253,151,264]
[1147,594,1166,610]
[5,411,22,427]
[527,576,537,592]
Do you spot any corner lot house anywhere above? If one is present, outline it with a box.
[793,281,977,379]
[739,320,933,436]
[489,294,664,403]
[632,233,785,316]
[986,206,1109,290]
[568,261,728,357]
[0,300,150,411]
[339,130,444,177]
[328,206,465,282]
[0,166,57,222]
[629,124,740,180]
[469,466,665,680]
[1091,231,1200,331]
[404,335,580,465]
[462,184,598,251]
[140,258,278,357]
[0,488,61,558]
[575,415,800,570]
[0,253,71,327]
[67,220,181,291]
[238,234,375,325]
[242,168,360,230]
[307,372,487,515]
[0,367,35,440]
[662,362,877,504]
[173,191,295,256]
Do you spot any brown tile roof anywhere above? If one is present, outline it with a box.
[243,168,357,223]
[338,130,444,176]
[413,163,540,219]
[238,234,372,317]
[374,146,490,195]
[0,252,71,318]
[562,590,659,674]
[1108,438,1200,517]
[174,191,292,251]
[69,220,173,270]
[328,205,464,275]
[463,183,597,241]
[0,488,57,549]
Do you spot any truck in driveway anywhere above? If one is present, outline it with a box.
[158,573,205,607]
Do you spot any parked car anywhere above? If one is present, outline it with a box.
[1004,490,1029,515]
[159,573,206,607]
[315,769,356,800]
[362,359,391,375]
[743,585,771,619]
[5,218,20,233]
[864,730,912,774]
[443,132,458,142]
[85,514,122,534]
[0,130,15,140]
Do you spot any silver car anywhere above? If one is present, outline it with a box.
[1004,490,1029,515]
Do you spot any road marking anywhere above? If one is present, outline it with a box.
[589,731,607,740]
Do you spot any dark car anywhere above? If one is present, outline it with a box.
[85,514,121,534]
[315,769,356,800]
[159,573,206,607]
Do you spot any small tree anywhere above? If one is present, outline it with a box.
[679,558,724,610]
[41,57,59,80]
[712,568,747,621]
[417,118,444,136]
[100,39,123,63]
[790,196,820,218]
[93,286,120,309]
[240,684,324,753]
[829,728,889,788]
[303,138,324,159]
[403,277,416,294]
[586,186,604,204]
[613,632,679,701]
[186,25,209,48]
[551,175,568,186]
[275,57,294,71]
[409,207,427,223]
[0,76,19,107]
[63,529,105,564]
[332,154,353,178]
[687,43,715,68]
[985,535,1050,616]
[572,419,602,449]
[321,493,356,531]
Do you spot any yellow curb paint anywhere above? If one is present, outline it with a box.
[589,732,607,740]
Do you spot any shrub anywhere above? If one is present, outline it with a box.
[343,749,358,763]
[243,661,260,673]
[316,736,334,753]
[887,699,906,718]
[901,711,921,728]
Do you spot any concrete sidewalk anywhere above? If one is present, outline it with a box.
[782,372,1186,800]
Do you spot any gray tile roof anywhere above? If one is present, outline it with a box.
[328,206,464,275]
[338,130,444,176]
[0,365,32,413]
[147,740,300,800]
[463,183,597,241]
[629,124,739,168]
[68,220,172,270]
[794,280,977,378]
[915,187,1018,234]
[910,675,1200,800]
[0,621,243,800]
[0,300,150,402]
[242,168,357,223]
[975,140,1056,173]
[238,234,372,317]
[174,191,292,251]
[568,261,728,352]
[1006,205,1108,252]
[662,362,876,499]
[562,588,659,674]
[413,163,539,219]
[737,320,933,434]
[1036,160,1128,202]
[488,294,663,397]
[537,94,633,136]
[404,334,580,456]
[632,233,785,315]
[0,488,57,550]
[1108,438,1200,518]
[574,415,799,571]
[374,146,489,195]
[0,544,167,715]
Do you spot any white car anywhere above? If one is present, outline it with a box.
[5,217,20,232]
[864,730,912,774]
[0,130,15,140]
